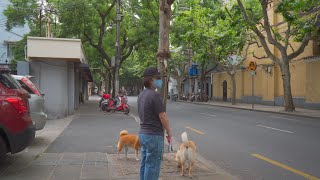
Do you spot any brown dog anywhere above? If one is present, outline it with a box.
[175,132,197,178]
[117,130,140,160]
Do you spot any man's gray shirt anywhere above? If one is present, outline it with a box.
[138,88,165,136]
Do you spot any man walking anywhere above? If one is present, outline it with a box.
[138,67,172,180]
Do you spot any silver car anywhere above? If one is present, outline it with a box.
[12,75,47,131]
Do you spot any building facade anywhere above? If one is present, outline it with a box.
[0,0,29,66]
[211,0,320,110]
[27,37,92,119]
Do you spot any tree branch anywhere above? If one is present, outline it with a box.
[288,42,295,53]
[253,51,268,59]
[146,1,159,26]
[204,64,219,76]
[237,0,281,65]
[84,33,111,63]
[84,33,98,48]
[121,32,128,51]
[284,23,291,50]
[98,56,111,72]
[288,35,311,60]
[120,45,134,65]
[96,0,116,47]
[260,0,286,54]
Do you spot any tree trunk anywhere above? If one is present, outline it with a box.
[194,77,199,95]
[280,62,295,111]
[231,74,236,105]
[111,68,116,97]
[199,73,205,101]
[108,71,112,94]
[177,77,182,100]
[158,0,173,110]
[104,72,111,94]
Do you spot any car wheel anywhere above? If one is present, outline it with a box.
[0,136,8,158]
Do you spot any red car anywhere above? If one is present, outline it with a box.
[0,68,35,157]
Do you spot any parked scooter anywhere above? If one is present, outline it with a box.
[190,93,196,102]
[104,95,130,115]
[99,93,111,111]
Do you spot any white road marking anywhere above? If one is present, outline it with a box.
[200,113,216,117]
[212,107,235,112]
[130,114,140,123]
[256,125,294,134]
[270,116,297,121]
[175,107,182,110]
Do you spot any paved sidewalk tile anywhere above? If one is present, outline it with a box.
[108,153,230,180]
[16,165,55,179]
[81,166,109,180]
[50,165,82,180]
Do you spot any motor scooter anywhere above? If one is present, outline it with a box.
[105,95,130,115]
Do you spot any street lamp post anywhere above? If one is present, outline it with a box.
[114,0,122,97]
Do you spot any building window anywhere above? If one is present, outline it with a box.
[6,43,15,61]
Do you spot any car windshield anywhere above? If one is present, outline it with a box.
[18,80,34,94]
[21,77,42,96]
[0,73,21,89]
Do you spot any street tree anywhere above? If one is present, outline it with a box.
[157,0,175,109]
[168,51,189,99]
[4,0,160,97]
[209,4,254,105]
[171,0,223,101]
[236,0,320,111]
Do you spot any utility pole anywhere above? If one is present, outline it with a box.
[114,0,122,97]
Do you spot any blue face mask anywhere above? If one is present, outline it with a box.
[153,79,163,89]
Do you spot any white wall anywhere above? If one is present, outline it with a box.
[67,62,75,115]
[30,59,71,119]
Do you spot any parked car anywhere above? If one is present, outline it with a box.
[12,75,47,131]
[0,68,35,157]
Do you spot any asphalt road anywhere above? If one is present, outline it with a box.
[128,96,320,180]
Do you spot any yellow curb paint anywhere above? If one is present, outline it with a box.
[251,154,320,180]
[186,126,205,135]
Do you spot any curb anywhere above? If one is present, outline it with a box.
[178,101,320,120]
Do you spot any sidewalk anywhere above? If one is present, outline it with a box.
[0,99,236,180]
[180,100,320,119]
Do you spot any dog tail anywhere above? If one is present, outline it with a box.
[181,131,189,148]
[120,130,129,137]
[181,131,188,143]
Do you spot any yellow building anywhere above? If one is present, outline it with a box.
[211,1,320,110]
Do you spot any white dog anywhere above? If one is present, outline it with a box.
[175,132,197,178]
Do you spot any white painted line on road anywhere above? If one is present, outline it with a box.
[186,126,205,135]
[256,125,294,134]
[270,116,298,121]
[200,113,216,117]
[130,114,140,123]
[175,107,182,110]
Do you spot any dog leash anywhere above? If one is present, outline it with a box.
[167,143,173,153]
